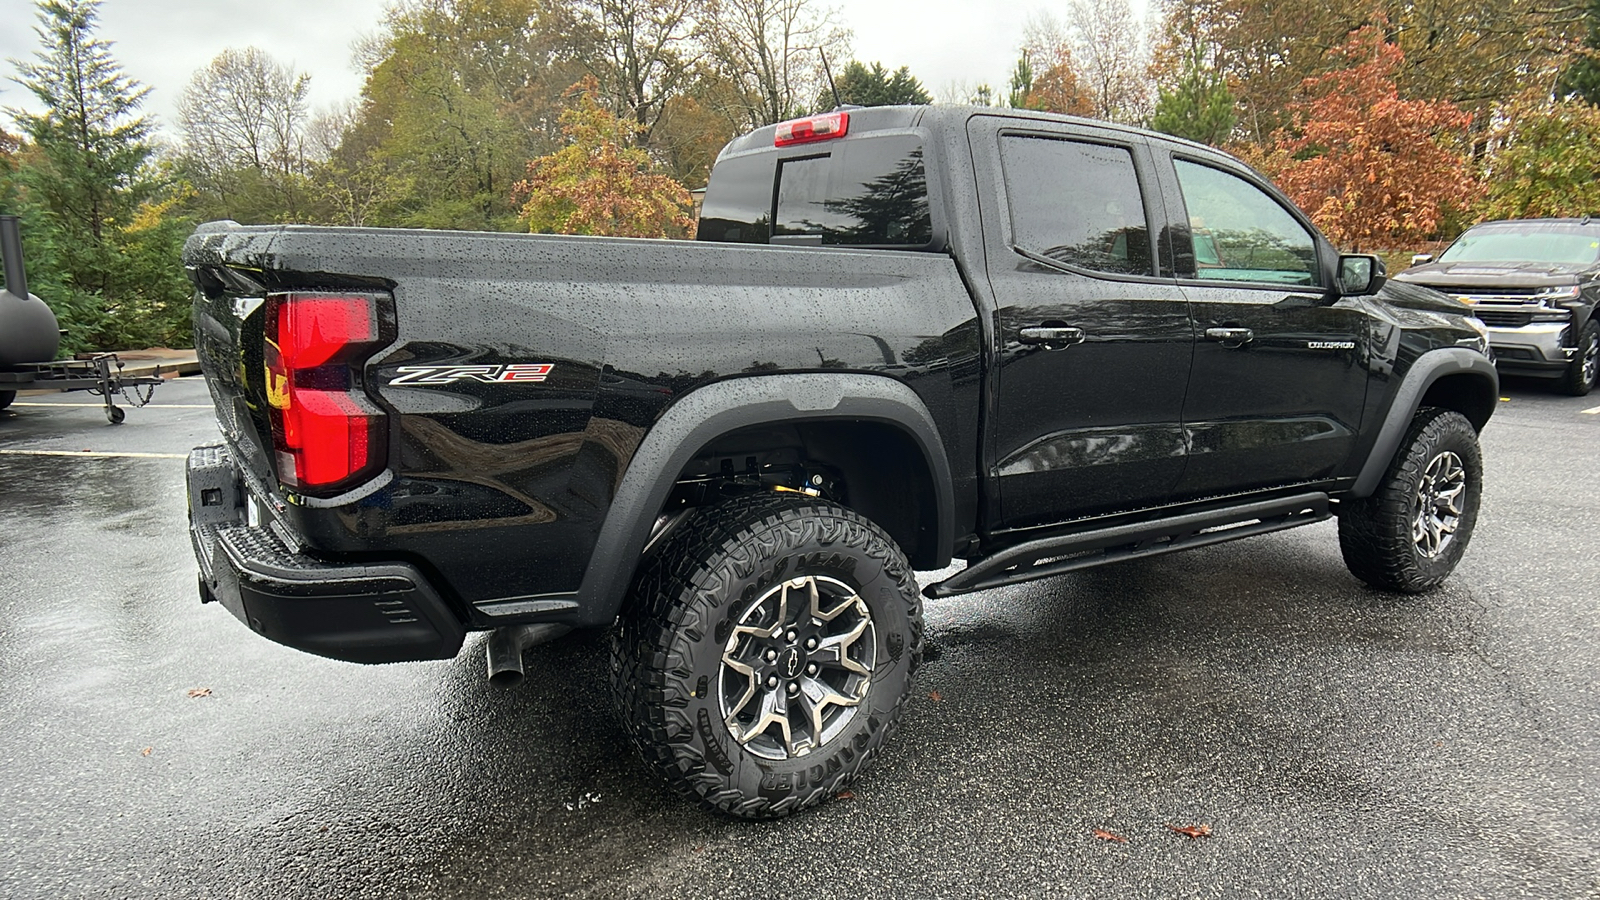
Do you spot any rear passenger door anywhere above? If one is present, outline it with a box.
[969,116,1194,530]
[1150,148,1371,498]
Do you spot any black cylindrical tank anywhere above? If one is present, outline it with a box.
[0,214,62,367]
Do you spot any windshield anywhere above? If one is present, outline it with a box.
[1439,225,1600,265]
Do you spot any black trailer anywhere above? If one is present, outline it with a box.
[0,214,164,424]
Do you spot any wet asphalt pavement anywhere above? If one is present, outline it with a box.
[1,376,1597,899]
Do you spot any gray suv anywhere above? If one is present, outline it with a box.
[1395,218,1600,396]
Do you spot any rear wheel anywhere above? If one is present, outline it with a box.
[1338,408,1482,593]
[1559,319,1599,396]
[0,390,14,411]
[611,493,922,818]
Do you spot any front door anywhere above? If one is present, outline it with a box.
[973,119,1194,531]
[1157,153,1370,498]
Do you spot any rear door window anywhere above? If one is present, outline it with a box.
[999,135,1153,277]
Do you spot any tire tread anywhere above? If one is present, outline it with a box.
[1339,408,1481,593]
[610,492,922,818]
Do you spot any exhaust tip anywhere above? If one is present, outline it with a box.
[484,623,571,687]
[487,666,525,687]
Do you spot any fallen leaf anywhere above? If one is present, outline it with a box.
[186,688,212,698]
[1092,828,1128,843]
[835,790,856,800]
[928,691,942,702]
[1165,824,1212,838]
[140,747,153,757]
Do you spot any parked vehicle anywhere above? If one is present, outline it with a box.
[1394,218,1600,395]
[183,105,1497,818]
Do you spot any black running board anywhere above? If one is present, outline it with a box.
[925,492,1330,598]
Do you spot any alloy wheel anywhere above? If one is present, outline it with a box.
[1412,450,1467,558]
[719,575,876,760]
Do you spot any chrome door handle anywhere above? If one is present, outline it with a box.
[1205,327,1254,344]
[1019,326,1085,345]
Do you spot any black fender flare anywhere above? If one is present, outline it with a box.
[1351,347,1498,498]
[573,373,956,626]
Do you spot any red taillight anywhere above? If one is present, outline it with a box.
[774,111,849,147]
[263,292,387,494]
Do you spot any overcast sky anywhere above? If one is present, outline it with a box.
[0,0,1125,137]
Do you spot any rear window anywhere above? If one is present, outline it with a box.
[696,153,772,244]
[697,135,933,248]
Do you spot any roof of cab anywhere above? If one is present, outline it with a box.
[718,104,1234,167]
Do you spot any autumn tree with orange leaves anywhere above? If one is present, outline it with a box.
[1262,25,1480,251]
[514,79,695,239]
[1010,15,1096,116]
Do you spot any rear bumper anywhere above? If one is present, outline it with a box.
[187,444,465,664]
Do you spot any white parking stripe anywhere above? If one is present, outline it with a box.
[9,402,214,409]
[1582,406,1600,415]
[0,449,187,460]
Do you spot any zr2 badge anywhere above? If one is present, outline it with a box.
[389,364,554,385]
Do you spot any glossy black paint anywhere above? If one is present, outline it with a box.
[966,117,1192,526]
[187,222,983,622]
[1139,141,1367,499]
[184,105,1495,652]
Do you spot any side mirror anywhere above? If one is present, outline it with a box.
[1411,252,1434,266]
[1337,254,1387,297]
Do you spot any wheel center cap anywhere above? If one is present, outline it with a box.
[782,647,803,679]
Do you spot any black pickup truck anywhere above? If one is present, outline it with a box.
[184,105,1497,818]
[1394,218,1600,395]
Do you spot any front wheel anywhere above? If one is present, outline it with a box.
[611,493,922,818]
[1338,408,1483,593]
[0,390,14,411]
[1559,319,1599,397]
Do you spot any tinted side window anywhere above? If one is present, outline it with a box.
[696,153,772,244]
[1173,159,1319,286]
[771,137,932,247]
[1000,135,1152,277]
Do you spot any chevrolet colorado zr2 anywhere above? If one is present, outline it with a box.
[183,105,1497,817]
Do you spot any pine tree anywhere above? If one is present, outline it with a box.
[1008,54,1034,109]
[10,0,153,251]
[5,0,188,351]
[820,62,932,110]
[1149,49,1236,145]
[1557,0,1600,105]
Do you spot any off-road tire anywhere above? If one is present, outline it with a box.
[1338,408,1482,593]
[1559,319,1599,397]
[0,390,14,411]
[610,492,922,818]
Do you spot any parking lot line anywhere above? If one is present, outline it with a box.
[0,449,187,460]
[1582,405,1600,415]
[10,402,214,409]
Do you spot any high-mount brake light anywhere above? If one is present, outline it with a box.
[774,111,849,147]
[263,292,388,494]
